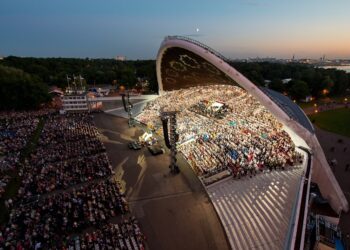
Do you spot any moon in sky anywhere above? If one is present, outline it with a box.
[196,28,199,32]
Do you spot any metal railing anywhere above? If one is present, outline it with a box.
[284,147,313,250]
[164,36,230,63]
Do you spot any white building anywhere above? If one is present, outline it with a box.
[61,93,89,112]
[115,55,126,61]
[282,78,292,84]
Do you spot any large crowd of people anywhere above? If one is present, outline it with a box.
[1,180,129,249]
[0,111,51,198]
[136,85,303,184]
[17,114,112,199]
[68,218,145,250]
[0,112,145,249]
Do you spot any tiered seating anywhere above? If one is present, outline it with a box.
[136,85,303,184]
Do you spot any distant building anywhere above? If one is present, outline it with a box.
[301,95,313,103]
[87,92,102,110]
[264,80,271,87]
[115,55,126,61]
[282,78,292,84]
[88,87,110,97]
[299,58,313,64]
[247,57,278,63]
[313,215,345,250]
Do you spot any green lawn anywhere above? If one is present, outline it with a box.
[298,101,316,109]
[309,108,350,137]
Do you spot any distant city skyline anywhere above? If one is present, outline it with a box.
[1,0,350,59]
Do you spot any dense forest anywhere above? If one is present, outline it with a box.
[1,57,158,91]
[0,56,349,110]
[0,65,50,110]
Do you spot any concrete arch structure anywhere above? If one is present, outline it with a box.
[156,36,348,213]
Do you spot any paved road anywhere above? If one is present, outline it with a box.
[303,104,349,115]
[314,127,350,237]
[93,113,230,250]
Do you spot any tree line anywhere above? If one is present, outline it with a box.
[1,56,157,91]
[0,56,349,110]
[230,61,350,100]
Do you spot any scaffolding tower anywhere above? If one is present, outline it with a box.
[161,110,180,174]
[121,91,134,127]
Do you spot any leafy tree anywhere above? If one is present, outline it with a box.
[288,80,310,100]
[269,79,285,92]
[319,75,333,95]
[0,65,50,110]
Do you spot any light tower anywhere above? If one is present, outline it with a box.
[121,91,134,127]
[161,110,180,174]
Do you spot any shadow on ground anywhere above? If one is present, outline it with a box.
[93,113,230,250]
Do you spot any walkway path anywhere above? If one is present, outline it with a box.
[303,103,348,115]
[314,127,350,238]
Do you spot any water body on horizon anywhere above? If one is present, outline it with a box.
[319,65,350,73]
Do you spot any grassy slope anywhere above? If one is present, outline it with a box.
[309,108,350,137]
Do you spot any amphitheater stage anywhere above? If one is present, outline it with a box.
[101,94,311,249]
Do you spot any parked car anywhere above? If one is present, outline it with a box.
[128,141,142,150]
